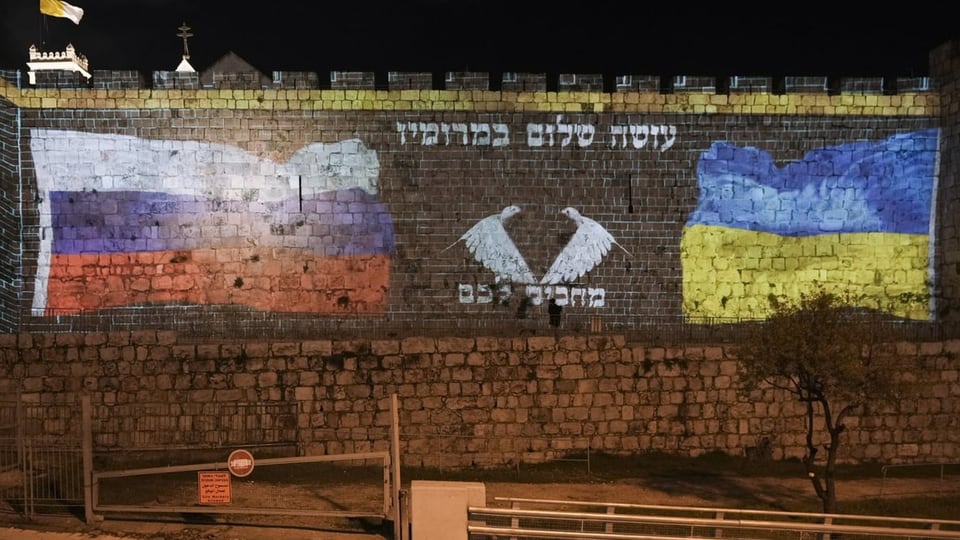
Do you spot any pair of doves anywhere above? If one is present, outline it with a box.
[446,206,630,285]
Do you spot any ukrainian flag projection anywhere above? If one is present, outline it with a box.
[30,129,395,316]
[681,129,939,321]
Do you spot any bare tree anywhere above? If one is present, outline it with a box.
[735,291,906,514]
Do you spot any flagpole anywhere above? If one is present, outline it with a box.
[39,0,88,48]
[39,7,46,50]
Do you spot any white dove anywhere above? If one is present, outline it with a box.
[541,207,630,284]
[444,205,537,284]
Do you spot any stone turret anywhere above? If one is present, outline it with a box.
[26,43,90,85]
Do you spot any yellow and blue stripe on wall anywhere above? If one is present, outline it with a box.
[681,129,939,321]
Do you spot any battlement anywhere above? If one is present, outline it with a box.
[25,44,91,85]
[27,44,89,71]
[0,68,938,95]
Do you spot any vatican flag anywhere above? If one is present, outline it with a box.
[40,0,84,25]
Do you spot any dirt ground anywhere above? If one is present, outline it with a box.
[1,474,955,540]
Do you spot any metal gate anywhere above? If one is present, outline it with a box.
[92,450,395,524]
[0,393,405,540]
[88,393,405,539]
[0,394,85,519]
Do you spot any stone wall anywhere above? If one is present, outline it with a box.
[0,82,20,331]
[1,332,957,467]
[931,41,960,320]
[1,45,959,468]
[0,67,944,335]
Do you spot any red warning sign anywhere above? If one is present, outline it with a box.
[198,471,232,504]
[227,449,255,477]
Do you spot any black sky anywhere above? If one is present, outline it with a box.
[1,1,958,79]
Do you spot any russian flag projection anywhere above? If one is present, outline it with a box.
[30,129,395,316]
[681,129,939,321]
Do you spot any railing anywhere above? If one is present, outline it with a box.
[467,497,960,539]
[91,401,299,453]
[15,305,960,343]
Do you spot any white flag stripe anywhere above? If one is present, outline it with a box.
[40,0,84,25]
[60,1,84,24]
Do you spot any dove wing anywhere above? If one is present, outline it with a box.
[461,216,537,284]
[541,218,614,284]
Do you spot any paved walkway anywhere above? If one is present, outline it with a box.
[4,475,955,539]
[0,517,389,540]
[2,527,130,539]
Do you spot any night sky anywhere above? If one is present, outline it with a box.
[1,1,958,79]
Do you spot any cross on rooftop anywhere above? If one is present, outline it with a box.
[177,22,193,59]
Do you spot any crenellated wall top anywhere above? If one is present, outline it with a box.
[0,69,940,116]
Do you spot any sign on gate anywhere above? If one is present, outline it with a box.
[228,449,255,477]
[198,471,232,504]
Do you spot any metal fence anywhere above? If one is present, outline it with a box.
[15,305,960,343]
[91,401,299,454]
[0,395,302,519]
[0,392,406,540]
[0,395,85,518]
[470,498,960,540]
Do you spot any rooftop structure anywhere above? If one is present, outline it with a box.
[26,43,90,85]
[175,22,196,73]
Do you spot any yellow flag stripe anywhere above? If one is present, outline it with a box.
[40,0,83,24]
[681,224,931,321]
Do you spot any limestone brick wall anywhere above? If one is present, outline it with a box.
[1,332,957,468]
[0,70,943,336]
[0,82,19,329]
[931,40,960,321]
[1,45,959,470]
